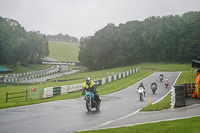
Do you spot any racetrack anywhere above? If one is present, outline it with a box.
[0,72,180,133]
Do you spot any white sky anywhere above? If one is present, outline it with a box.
[0,0,200,39]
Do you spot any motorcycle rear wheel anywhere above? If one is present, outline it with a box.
[139,93,143,101]
[96,102,100,110]
[152,89,155,94]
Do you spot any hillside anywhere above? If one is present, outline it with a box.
[48,41,80,62]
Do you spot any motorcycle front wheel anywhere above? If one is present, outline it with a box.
[86,97,92,111]
[152,89,156,94]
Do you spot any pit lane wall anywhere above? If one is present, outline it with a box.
[43,68,139,98]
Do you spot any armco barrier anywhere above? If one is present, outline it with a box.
[61,85,68,95]
[53,87,61,96]
[3,65,55,82]
[105,78,108,84]
[113,75,116,81]
[121,73,123,78]
[108,76,112,83]
[102,78,106,85]
[44,87,53,98]
[43,68,139,98]
[119,73,121,79]
[123,72,125,78]
[116,75,119,80]
[67,83,83,93]
[98,80,102,86]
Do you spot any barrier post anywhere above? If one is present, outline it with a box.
[26,89,28,101]
[6,92,8,103]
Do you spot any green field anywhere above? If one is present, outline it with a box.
[48,41,79,62]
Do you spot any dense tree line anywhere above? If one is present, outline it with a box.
[79,11,200,70]
[0,17,49,67]
[47,33,78,43]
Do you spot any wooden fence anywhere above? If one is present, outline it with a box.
[182,83,195,98]
[6,90,28,103]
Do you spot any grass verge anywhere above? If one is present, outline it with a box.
[76,116,200,133]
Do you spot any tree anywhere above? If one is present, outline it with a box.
[78,11,200,70]
[0,17,50,67]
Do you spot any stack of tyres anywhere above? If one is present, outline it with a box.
[174,85,185,107]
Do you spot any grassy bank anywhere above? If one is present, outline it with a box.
[76,116,200,133]
[48,41,79,62]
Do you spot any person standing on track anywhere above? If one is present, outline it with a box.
[192,69,200,98]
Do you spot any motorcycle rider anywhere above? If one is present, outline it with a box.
[159,73,164,82]
[151,81,157,89]
[82,77,101,103]
[165,79,169,87]
[137,82,146,97]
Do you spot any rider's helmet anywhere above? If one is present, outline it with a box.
[166,79,168,81]
[140,83,143,86]
[153,81,155,83]
[86,77,91,84]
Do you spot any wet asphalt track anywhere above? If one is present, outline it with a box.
[0,72,180,133]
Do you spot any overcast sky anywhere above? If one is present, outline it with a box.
[0,0,200,39]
